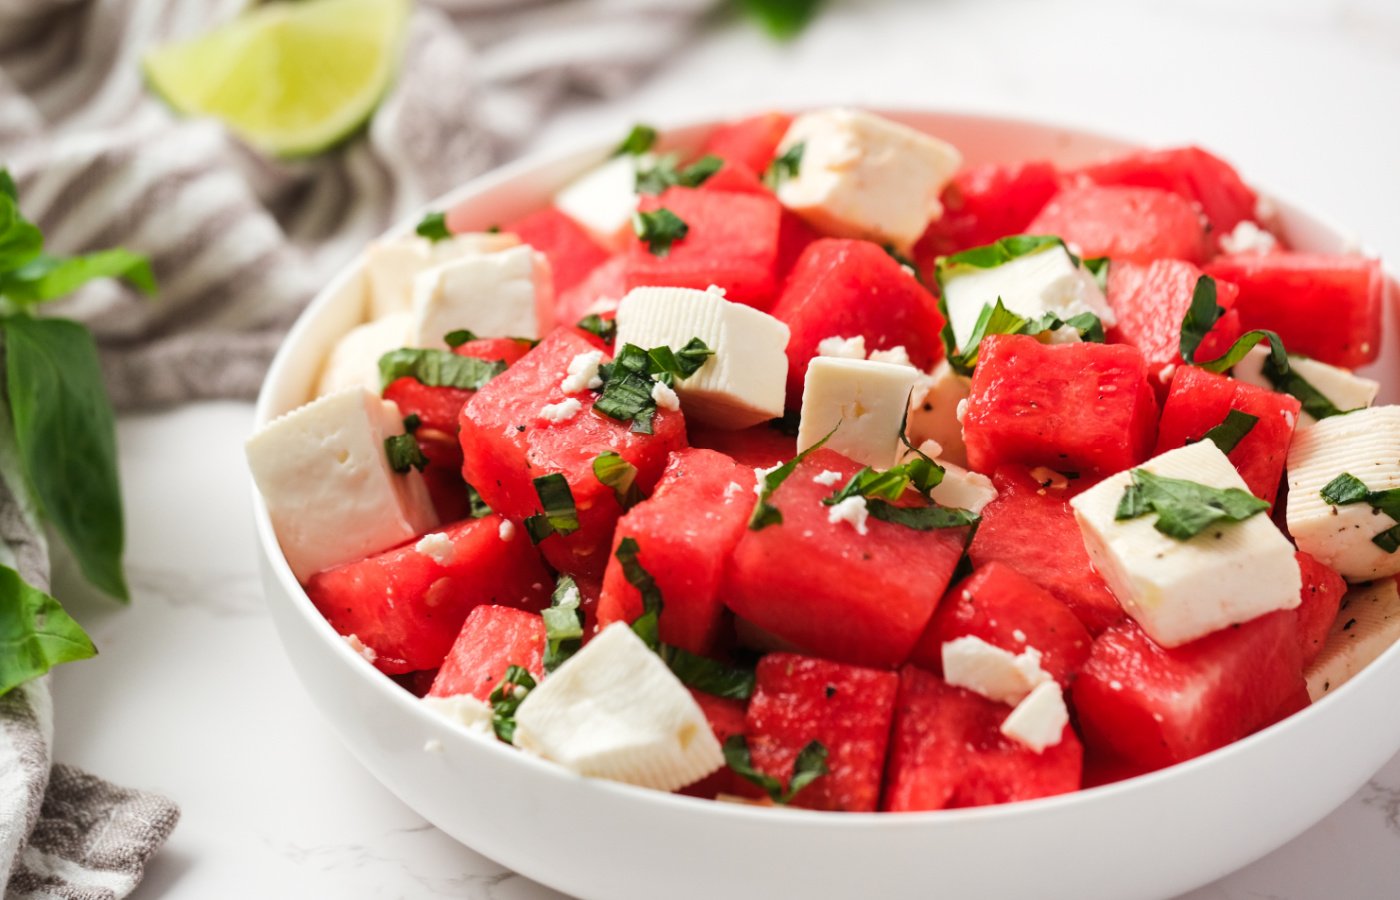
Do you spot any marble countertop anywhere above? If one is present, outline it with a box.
[47,0,1400,897]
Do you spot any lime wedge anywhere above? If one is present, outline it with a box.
[143,0,410,157]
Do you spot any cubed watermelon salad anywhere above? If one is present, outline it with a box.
[248,108,1396,813]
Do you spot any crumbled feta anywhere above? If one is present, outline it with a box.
[955,398,969,424]
[826,495,870,536]
[942,635,1051,705]
[724,481,744,499]
[1012,629,1027,644]
[754,464,781,495]
[421,694,495,736]
[651,380,681,411]
[999,681,1069,752]
[812,469,844,487]
[415,532,455,565]
[561,350,605,394]
[1157,364,1177,384]
[817,335,867,360]
[498,519,516,542]
[706,284,728,297]
[540,397,583,423]
[868,345,913,368]
[1219,220,1279,256]
[344,634,377,663]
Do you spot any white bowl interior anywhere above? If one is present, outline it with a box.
[253,110,1400,900]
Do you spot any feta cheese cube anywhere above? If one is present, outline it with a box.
[247,387,439,582]
[554,153,651,249]
[999,681,1069,753]
[1286,406,1400,581]
[421,693,495,737]
[1305,578,1400,701]
[1070,441,1301,647]
[365,232,521,318]
[941,635,1051,705]
[929,461,998,514]
[775,108,961,249]
[941,243,1114,352]
[614,286,790,429]
[1233,345,1379,427]
[798,357,919,470]
[513,623,724,791]
[905,361,970,468]
[315,311,412,398]
[409,245,553,346]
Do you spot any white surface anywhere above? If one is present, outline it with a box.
[46,0,1400,897]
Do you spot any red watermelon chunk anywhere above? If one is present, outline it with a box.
[742,653,898,812]
[699,112,793,175]
[963,334,1158,477]
[1154,365,1300,506]
[306,516,553,674]
[1070,611,1305,768]
[428,605,545,701]
[913,160,1059,269]
[908,562,1093,685]
[696,160,767,195]
[883,666,1082,812]
[687,422,795,468]
[458,329,688,577]
[771,239,946,407]
[969,466,1125,635]
[680,690,749,799]
[1106,259,1243,389]
[625,187,785,310]
[1071,146,1258,235]
[1028,185,1209,265]
[504,206,610,296]
[597,449,755,655]
[383,378,474,436]
[721,449,969,668]
[555,254,626,329]
[455,335,536,368]
[1204,253,1385,368]
[1294,550,1346,668]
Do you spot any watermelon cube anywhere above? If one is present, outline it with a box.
[721,449,969,668]
[306,516,553,674]
[680,690,749,799]
[742,653,898,812]
[504,206,610,296]
[969,466,1125,635]
[555,254,626,328]
[696,160,768,195]
[908,562,1093,685]
[1106,259,1243,389]
[458,329,688,577]
[1027,184,1209,265]
[428,605,545,701]
[771,239,946,407]
[687,422,795,469]
[1070,610,1305,768]
[962,334,1158,477]
[1204,253,1385,368]
[912,160,1059,267]
[883,666,1082,812]
[597,449,755,655]
[625,187,785,310]
[1294,550,1346,668]
[1154,365,1301,506]
[699,112,793,175]
[1071,146,1258,235]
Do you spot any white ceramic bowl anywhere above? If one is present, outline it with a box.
[253,110,1400,900]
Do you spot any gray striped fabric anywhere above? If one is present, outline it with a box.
[0,0,716,896]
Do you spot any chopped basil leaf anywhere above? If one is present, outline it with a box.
[647,337,714,380]
[593,451,643,509]
[464,482,492,519]
[542,575,585,673]
[941,298,1104,376]
[378,348,505,392]
[631,208,689,257]
[488,665,537,743]
[762,142,804,191]
[523,473,579,543]
[1115,468,1269,540]
[443,328,476,348]
[592,338,711,433]
[1178,275,1289,374]
[866,500,980,531]
[1257,354,1351,421]
[384,433,428,473]
[1196,409,1258,454]
[612,124,659,157]
[635,154,724,195]
[722,735,830,804]
[614,536,663,650]
[658,645,756,700]
[934,234,1067,286]
[737,0,822,39]
[415,212,451,243]
[749,426,837,531]
[0,250,156,306]
[576,314,617,344]
[402,413,422,433]
[1320,473,1400,553]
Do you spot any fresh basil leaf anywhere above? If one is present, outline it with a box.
[402,414,422,434]
[1321,473,1371,506]
[631,208,689,257]
[612,124,659,157]
[378,348,505,392]
[786,740,831,798]
[593,451,642,509]
[866,500,980,531]
[749,426,838,531]
[1179,276,1292,379]
[2,317,127,601]
[523,473,579,543]
[1319,472,1400,552]
[0,250,156,306]
[0,565,97,696]
[443,328,476,348]
[1114,468,1270,540]
[592,338,709,433]
[722,735,830,804]
[659,645,756,700]
[488,665,537,743]
[464,482,492,519]
[736,0,823,39]
[762,142,804,191]
[542,575,585,673]
[1259,353,1350,421]
[941,298,1104,376]
[635,154,724,195]
[614,536,663,650]
[415,212,451,242]
[593,365,658,435]
[0,190,42,275]
[1195,328,1287,375]
[825,467,912,505]
[0,170,15,201]
[576,314,617,344]
[1197,409,1259,455]
[647,337,713,380]
[383,433,427,473]
[934,234,1067,287]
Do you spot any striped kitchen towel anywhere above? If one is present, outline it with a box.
[0,0,717,897]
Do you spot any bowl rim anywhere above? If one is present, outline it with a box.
[251,105,1400,828]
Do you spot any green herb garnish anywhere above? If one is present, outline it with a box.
[378,348,505,392]
[542,575,585,673]
[1320,473,1400,553]
[749,426,837,531]
[612,124,659,157]
[763,142,805,191]
[1196,409,1258,455]
[593,338,712,434]
[576,314,617,344]
[464,482,492,519]
[615,536,663,650]
[631,208,689,257]
[1115,468,1270,540]
[415,212,451,243]
[488,665,537,743]
[523,473,580,543]
[940,298,1103,376]
[384,433,428,473]
[723,735,829,804]
[443,328,476,348]
[401,413,422,433]
[593,451,643,509]
[635,154,724,195]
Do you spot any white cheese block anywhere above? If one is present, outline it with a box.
[613,286,790,429]
[798,356,919,470]
[1233,345,1379,427]
[421,694,495,737]
[999,681,1069,753]
[512,623,724,791]
[930,461,998,514]
[409,245,554,347]
[554,153,650,249]
[941,244,1114,353]
[1286,406,1400,581]
[1305,578,1400,701]
[314,311,413,398]
[246,387,438,582]
[941,635,1051,706]
[775,108,961,250]
[906,361,970,468]
[1070,440,1301,648]
[365,232,521,319]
